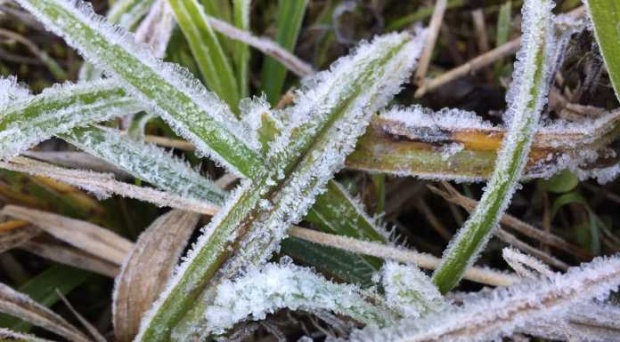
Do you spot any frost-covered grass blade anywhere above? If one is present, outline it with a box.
[137,31,428,341]
[14,0,261,177]
[432,0,564,293]
[0,79,141,160]
[205,263,397,334]
[345,255,620,342]
[62,126,226,205]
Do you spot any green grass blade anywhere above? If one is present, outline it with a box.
[281,238,381,287]
[167,0,240,110]
[15,0,262,178]
[0,79,142,160]
[61,126,226,205]
[0,265,90,332]
[585,0,620,102]
[431,0,559,293]
[260,0,308,104]
[138,32,427,341]
[233,0,251,98]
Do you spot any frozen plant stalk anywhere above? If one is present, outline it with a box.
[432,0,558,293]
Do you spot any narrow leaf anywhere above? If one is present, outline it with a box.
[585,0,620,102]
[62,126,226,205]
[15,0,261,177]
[260,0,308,104]
[20,239,120,277]
[167,0,240,109]
[233,0,251,98]
[432,0,563,293]
[0,265,89,333]
[346,255,620,342]
[0,328,54,342]
[0,221,39,254]
[0,79,141,160]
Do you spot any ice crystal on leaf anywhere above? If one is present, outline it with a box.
[205,263,396,334]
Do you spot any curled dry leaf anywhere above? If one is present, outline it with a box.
[0,282,90,342]
[2,205,132,265]
[113,210,200,342]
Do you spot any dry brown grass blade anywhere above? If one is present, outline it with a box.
[23,151,131,179]
[113,210,200,342]
[0,220,40,253]
[429,182,591,260]
[20,238,120,277]
[288,227,519,287]
[0,158,220,216]
[2,205,132,265]
[0,282,90,342]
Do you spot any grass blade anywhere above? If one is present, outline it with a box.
[2,205,132,266]
[62,126,226,205]
[585,0,620,102]
[431,0,562,293]
[260,0,308,104]
[348,255,620,342]
[233,0,251,98]
[167,0,240,109]
[14,0,261,177]
[205,263,397,334]
[0,79,141,160]
[138,31,426,341]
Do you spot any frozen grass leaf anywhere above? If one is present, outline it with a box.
[432,0,567,293]
[205,263,397,335]
[502,247,554,279]
[14,0,261,177]
[346,255,620,342]
[62,126,226,205]
[113,210,200,342]
[0,76,30,108]
[0,79,141,160]
[138,31,427,341]
[0,158,220,216]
